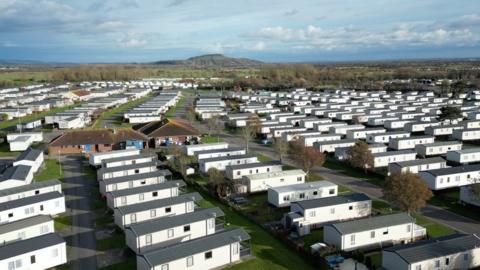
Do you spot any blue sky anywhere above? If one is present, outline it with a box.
[1,0,480,63]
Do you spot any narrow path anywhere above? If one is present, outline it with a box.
[62,155,98,270]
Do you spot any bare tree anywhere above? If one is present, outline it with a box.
[347,141,374,173]
[206,116,221,137]
[290,138,325,175]
[186,105,196,123]
[383,172,433,213]
[240,116,261,153]
[273,137,289,162]
[167,145,195,180]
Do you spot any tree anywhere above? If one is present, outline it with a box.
[383,172,433,213]
[347,141,374,173]
[439,106,462,121]
[207,168,230,197]
[440,80,450,97]
[240,116,261,153]
[167,145,195,179]
[186,105,196,123]
[290,138,325,175]
[206,115,221,137]
[470,183,480,199]
[273,137,289,162]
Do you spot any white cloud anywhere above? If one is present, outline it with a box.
[252,41,266,51]
[120,38,147,48]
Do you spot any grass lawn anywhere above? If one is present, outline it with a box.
[202,135,224,143]
[256,153,274,162]
[306,173,324,182]
[99,258,136,270]
[34,159,63,181]
[428,189,480,222]
[165,95,185,118]
[97,231,126,251]
[0,142,20,157]
[366,252,382,269]
[338,184,352,194]
[54,215,72,231]
[94,215,114,228]
[323,160,385,186]
[92,95,152,128]
[412,214,456,238]
[0,104,77,130]
[83,165,97,181]
[195,189,315,270]
[301,229,324,248]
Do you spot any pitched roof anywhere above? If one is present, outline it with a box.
[422,164,480,177]
[0,165,32,182]
[137,119,200,138]
[139,228,250,266]
[108,180,185,197]
[328,213,414,234]
[50,128,148,146]
[293,193,370,209]
[116,192,202,215]
[127,207,224,236]
[0,215,52,235]
[15,148,42,162]
[0,233,64,260]
[384,233,480,264]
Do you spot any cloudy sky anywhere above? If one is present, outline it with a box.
[1,0,480,63]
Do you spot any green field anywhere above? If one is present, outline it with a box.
[165,95,186,118]
[34,159,63,181]
[201,135,224,143]
[0,142,20,157]
[0,71,51,86]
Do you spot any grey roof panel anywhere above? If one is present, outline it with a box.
[329,213,414,234]
[116,192,202,215]
[424,164,480,177]
[101,170,170,185]
[373,150,416,157]
[139,228,250,266]
[390,157,446,167]
[98,161,159,174]
[199,154,257,163]
[0,233,64,260]
[384,234,480,263]
[226,160,282,170]
[15,148,42,162]
[0,179,61,197]
[0,191,63,211]
[128,207,224,236]
[108,180,185,197]
[293,193,370,209]
[101,154,157,164]
[0,165,32,182]
[0,215,51,235]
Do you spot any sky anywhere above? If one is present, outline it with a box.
[1,0,480,63]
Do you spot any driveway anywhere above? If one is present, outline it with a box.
[61,155,97,270]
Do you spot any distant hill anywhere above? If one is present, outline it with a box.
[152,54,263,68]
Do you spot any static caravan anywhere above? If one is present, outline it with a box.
[384,120,413,130]
[346,128,386,140]
[368,117,399,127]
[267,181,338,207]
[459,186,480,207]
[366,131,410,144]
[0,165,34,189]
[388,136,435,150]
[199,155,259,173]
[328,124,365,135]
[125,207,224,253]
[7,132,43,151]
[452,128,480,141]
[270,127,307,138]
[89,148,140,166]
[404,121,439,133]
[334,144,388,161]
[12,148,44,174]
[242,169,306,193]
[313,122,347,133]
[0,191,65,224]
[372,150,417,168]
[463,120,480,129]
[415,141,462,157]
[285,193,371,235]
[225,161,283,180]
[446,148,480,164]
[324,213,426,251]
[314,139,356,153]
[195,147,246,160]
[97,161,158,180]
[282,131,322,142]
[0,233,67,270]
[101,154,157,169]
[260,123,292,135]
[425,124,464,136]
[183,142,229,156]
[99,170,169,195]
[418,164,480,190]
[300,118,332,129]
[388,157,447,176]
[0,179,62,204]
[0,215,53,245]
[114,192,202,228]
[302,134,343,147]
[107,180,185,209]
[382,233,480,270]
[136,228,251,270]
